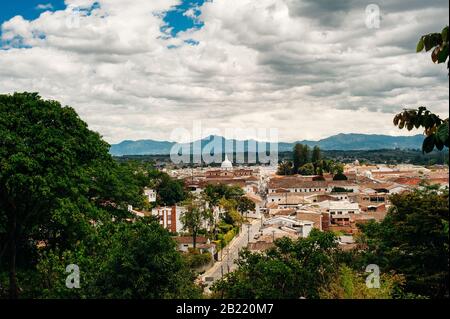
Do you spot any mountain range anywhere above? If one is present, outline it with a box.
[109,133,424,156]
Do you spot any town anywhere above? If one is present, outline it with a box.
[126,152,449,293]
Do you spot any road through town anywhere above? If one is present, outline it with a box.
[201,218,262,290]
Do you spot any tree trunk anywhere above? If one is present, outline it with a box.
[193,230,197,249]
[9,214,19,299]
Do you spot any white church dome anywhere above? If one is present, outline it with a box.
[221,155,233,169]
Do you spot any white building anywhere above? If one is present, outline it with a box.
[318,200,360,226]
[263,216,314,238]
[151,206,185,233]
[221,155,233,170]
[243,193,264,219]
[144,188,157,203]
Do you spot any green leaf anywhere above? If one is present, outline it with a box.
[422,134,435,154]
[407,123,414,131]
[435,138,444,151]
[423,115,434,129]
[431,47,439,63]
[416,37,424,52]
[424,36,433,51]
[437,44,448,64]
[442,26,448,43]
[436,122,449,146]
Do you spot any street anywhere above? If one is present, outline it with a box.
[201,218,262,291]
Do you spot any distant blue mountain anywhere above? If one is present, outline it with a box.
[109,133,424,156]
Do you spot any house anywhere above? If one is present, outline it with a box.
[174,236,216,256]
[263,216,314,238]
[243,193,264,218]
[266,192,310,207]
[151,206,186,233]
[268,177,332,194]
[144,188,156,203]
[247,241,275,252]
[295,209,323,231]
[318,200,360,226]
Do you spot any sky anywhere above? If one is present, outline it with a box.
[0,0,449,144]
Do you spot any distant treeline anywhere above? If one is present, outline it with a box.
[113,148,449,166]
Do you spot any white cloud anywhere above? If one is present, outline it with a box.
[0,0,448,144]
[36,3,54,10]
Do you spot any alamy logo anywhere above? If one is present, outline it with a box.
[169,121,279,166]
[365,264,380,288]
[65,264,80,289]
[365,4,381,29]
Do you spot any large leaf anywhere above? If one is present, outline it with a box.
[431,47,440,63]
[437,44,448,64]
[442,26,448,43]
[422,134,435,154]
[435,137,444,151]
[416,37,424,52]
[436,122,449,146]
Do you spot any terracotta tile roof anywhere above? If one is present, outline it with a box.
[268,177,329,189]
[248,241,275,251]
[272,208,296,216]
[266,202,279,209]
[244,193,263,203]
[392,177,422,186]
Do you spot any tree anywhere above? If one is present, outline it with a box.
[319,265,405,299]
[298,163,315,176]
[180,197,213,249]
[202,184,243,207]
[0,93,199,299]
[236,197,255,215]
[311,146,321,163]
[300,144,309,167]
[358,189,449,298]
[333,173,348,181]
[292,143,310,174]
[393,26,449,153]
[416,26,449,71]
[292,144,301,173]
[149,171,186,206]
[32,219,202,299]
[394,107,448,153]
[276,160,293,175]
[218,198,243,227]
[212,230,339,299]
[94,220,201,298]
[0,92,134,298]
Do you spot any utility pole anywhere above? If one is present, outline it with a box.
[247,223,251,244]
[272,230,275,242]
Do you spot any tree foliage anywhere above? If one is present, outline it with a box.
[147,170,186,206]
[292,143,309,173]
[416,26,449,70]
[319,265,405,299]
[0,93,200,299]
[212,230,339,299]
[357,189,449,298]
[180,196,213,248]
[394,26,449,153]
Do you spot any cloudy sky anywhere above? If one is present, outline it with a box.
[0,0,448,144]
